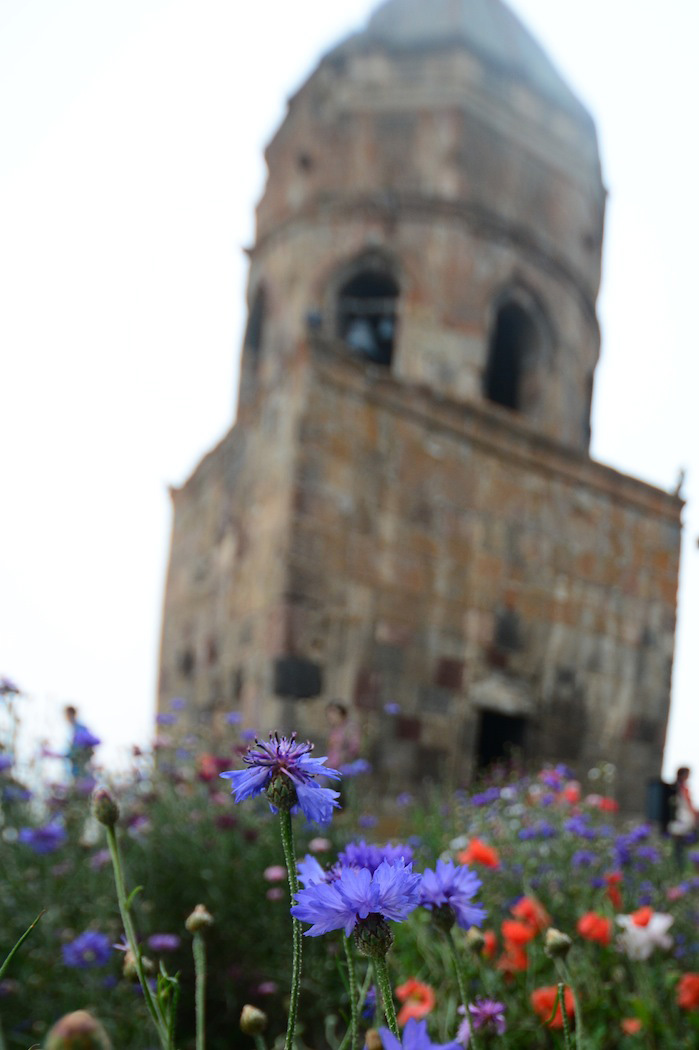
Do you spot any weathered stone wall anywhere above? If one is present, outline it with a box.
[277,343,681,806]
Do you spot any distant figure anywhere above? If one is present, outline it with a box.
[64,705,101,780]
[326,701,360,771]
[668,766,697,867]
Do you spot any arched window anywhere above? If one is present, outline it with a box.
[337,270,398,367]
[484,300,541,411]
[243,287,266,367]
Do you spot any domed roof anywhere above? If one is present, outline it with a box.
[328,0,588,120]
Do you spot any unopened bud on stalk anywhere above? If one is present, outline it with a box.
[45,1010,112,1049]
[365,1029,383,1050]
[122,949,154,981]
[240,1004,268,1035]
[266,773,298,812]
[545,927,573,959]
[92,788,119,828]
[186,903,214,933]
[353,914,393,959]
[465,927,486,954]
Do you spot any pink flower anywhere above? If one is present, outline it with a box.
[263,865,287,882]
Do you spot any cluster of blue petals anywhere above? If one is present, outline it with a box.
[220,733,341,825]
[18,822,67,854]
[338,840,414,873]
[62,930,112,968]
[419,859,486,930]
[376,1018,461,1050]
[292,859,421,936]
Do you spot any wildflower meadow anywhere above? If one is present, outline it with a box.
[2,708,699,1048]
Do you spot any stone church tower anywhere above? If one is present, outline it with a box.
[158,0,682,805]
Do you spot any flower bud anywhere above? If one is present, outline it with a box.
[186,904,214,933]
[240,1004,268,1035]
[353,914,393,959]
[544,928,572,959]
[431,903,455,933]
[366,1029,383,1050]
[465,927,486,954]
[92,788,119,828]
[266,774,298,812]
[45,1010,112,1050]
[122,949,154,981]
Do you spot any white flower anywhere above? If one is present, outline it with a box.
[616,910,673,960]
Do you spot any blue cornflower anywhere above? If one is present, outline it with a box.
[62,931,112,968]
[0,754,13,772]
[565,815,597,840]
[470,787,501,806]
[376,1018,461,1050]
[362,984,377,1020]
[571,849,597,869]
[73,726,101,749]
[18,822,67,854]
[291,859,421,938]
[298,854,335,886]
[220,733,341,824]
[468,998,507,1035]
[518,821,557,841]
[419,859,485,931]
[156,713,177,726]
[339,758,372,777]
[338,840,414,873]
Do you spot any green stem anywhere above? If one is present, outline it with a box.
[279,808,302,1050]
[557,960,583,1050]
[343,936,359,1050]
[558,982,574,1050]
[254,1036,267,1050]
[446,930,481,1050]
[193,931,206,1050]
[106,825,169,1047]
[373,954,399,1039]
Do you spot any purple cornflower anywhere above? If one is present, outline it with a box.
[378,1018,461,1050]
[338,840,414,873]
[383,703,401,715]
[298,854,331,886]
[571,849,597,869]
[147,933,181,952]
[156,713,177,726]
[0,754,13,772]
[518,821,557,841]
[339,758,372,777]
[62,931,112,968]
[468,999,506,1035]
[225,711,243,725]
[18,822,67,854]
[291,859,421,937]
[170,697,187,710]
[419,859,486,931]
[470,787,501,806]
[396,792,414,808]
[220,733,341,824]
[359,814,378,829]
[362,984,377,1020]
[565,815,597,840]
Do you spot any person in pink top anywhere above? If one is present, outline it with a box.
[325,701,360,772]
[669,766,698,867]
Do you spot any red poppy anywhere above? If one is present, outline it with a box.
[630,906,653,927]
[598,796,619,812]
[620,1018,643,1035]
[531,985,575,1029]
[457,838,500,868]
[604,872,623,910]
[562,784,581,804]
[577,911,612,946]
[501,920,537,946]
[482,930,498,959]
[395,979,435,1025]
[511,896,551,932]
[677,974,699,1011]
[497,942,529,974]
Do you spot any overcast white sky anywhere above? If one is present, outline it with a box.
[1,0,697,781]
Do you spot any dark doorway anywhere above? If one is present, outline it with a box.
[476,709,527,770]
[484,302,538,410]
[337,270,398,367]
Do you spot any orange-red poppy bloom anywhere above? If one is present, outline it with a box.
[677,973,699,1011]
[598,796,619,812]
[604,872,623,910]
[531,985,575,1029]
[395,979,436,1025]
[501,920,537,946]
[511,896,551,932]
[630,906,653,927]
[577,911,612,946]
[620,1018,643,1035]
[562,784,581,804]
[482,930,498,959]
[457,838,500,868]
[496,942,529,975]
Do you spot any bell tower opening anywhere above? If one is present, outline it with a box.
[476,709,528,770]
[337,271,398,367]
[484,301,539,411]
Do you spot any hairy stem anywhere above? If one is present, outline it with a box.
[279,808,302,1050]
[106,825,169,1047]
[343,936,359,1050]
[558,982,574,1050]
[193,931,207,1050]
[373,954,399,1039]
